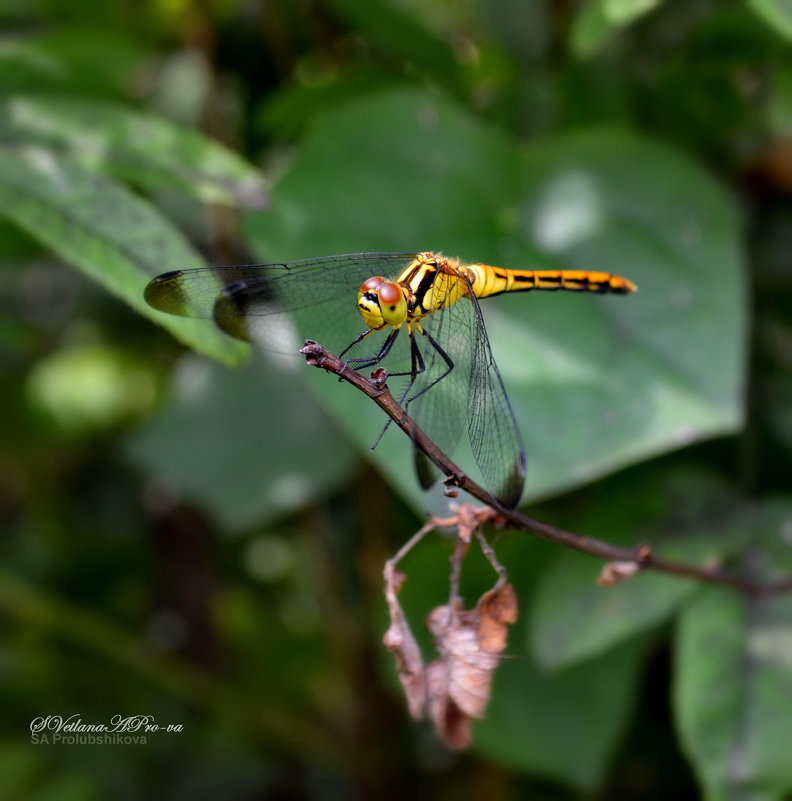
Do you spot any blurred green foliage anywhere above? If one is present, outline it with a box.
[2,0,792,799]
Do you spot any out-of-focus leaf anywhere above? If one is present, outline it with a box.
[323,0,463,90]
[749,0,792,39]
[258,68,398,141]
[0,96,267,208]
[476,0,550,63]
[604,0,662,23]
[571,0,662,57]
[503,128,744,498]
[767,67,792,135]
[766,375,792,448]
[0,742,40,796]
[674,500,792,801]
[0,39,70,93]
[0,29,146,96]
[0,743,104,801]
[0,218,40,258]
[126,352,357,530]
[243,88,745,511]
[0,145,245,365]
[146,49,213,127]
[27,344,156,435]
[531,468,745,669]
[570,2,615,59]
[474,634,648,790]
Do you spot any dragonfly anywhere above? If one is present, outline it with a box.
[144,251,636,509]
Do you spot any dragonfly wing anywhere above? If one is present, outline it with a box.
[413,277,526,509]
[146,250,525,506]
[408,304,471,491]
[145,253,417,352]
[465,288,526,508]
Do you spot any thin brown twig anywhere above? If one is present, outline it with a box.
[300,340,790,598]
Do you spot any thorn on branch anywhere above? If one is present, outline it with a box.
[598,544,652,585]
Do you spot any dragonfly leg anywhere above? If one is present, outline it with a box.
[392,331,426,402]
[344,326,400,370]
[338,327,375,361]
[403,328,454,410]
[403,330,458,492]
[370,331,426,449]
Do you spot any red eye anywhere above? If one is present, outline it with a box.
[378,282,402,304]
[360,276,384,292]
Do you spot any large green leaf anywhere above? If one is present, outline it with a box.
[571,0,663,57]
[323,0,462,90]
[749,0,792,39]
[502,128,744,498]
[0,145,245,365]
[530,468,746,669]
[126,352,356,531]
[0,29,146,96]
[243,88,745,511]
[0,95,267,208]
[674,501,792,801]
[474,632,649,789]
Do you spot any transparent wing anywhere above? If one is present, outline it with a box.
[409,273,526,509]
[145,252,418,354]
[146,251,526,507]
[465,291,527,509]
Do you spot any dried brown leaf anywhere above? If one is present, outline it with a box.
[426,658,471,749]
[383,564,426,719]
[382,506,516,749]
[423,581,518,747]
[476,581,518,652]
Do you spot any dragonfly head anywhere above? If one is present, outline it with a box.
[358,276,408,329]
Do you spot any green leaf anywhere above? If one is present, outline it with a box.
[323,0,462,90]
[503,129,744,499]
[0,145,245,365]
[474,635,649,789]
[571,0,662,57]
[530,468,745,669]
[0,29,146,96]
[603,0,662,23]
[258,68,398,141]
[748,0,792,39]
[0,742,40,796]
[476,0,550,62]
[0,95,267,208]
[766,67,792,135]
[126,352,357,530]
[27,344,156,436]
[674,501,792,800]
[243,88,745,511]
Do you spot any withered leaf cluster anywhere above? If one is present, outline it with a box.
[383,506,517,748]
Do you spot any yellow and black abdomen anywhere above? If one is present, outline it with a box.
[466,263,637,299]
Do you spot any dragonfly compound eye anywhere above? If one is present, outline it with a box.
[357,276,387,329]
[359,276,384,293]
[377,282,407,325]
